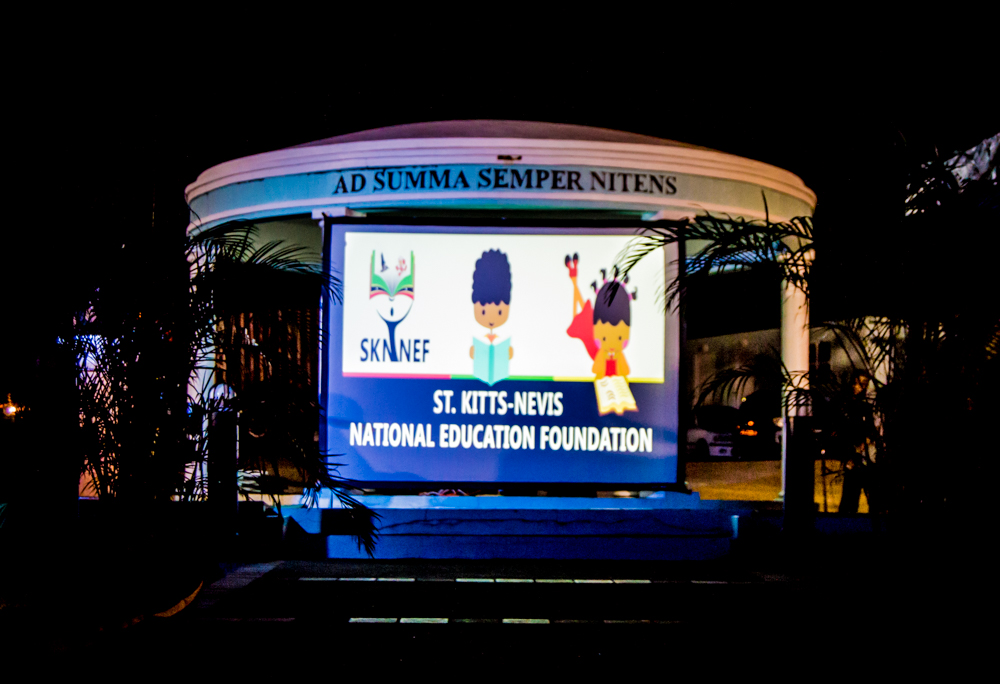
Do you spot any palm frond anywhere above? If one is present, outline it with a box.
[73,216,375,551]
[305,458,380,558]
[617,197,813,313]
[695,353,784,408]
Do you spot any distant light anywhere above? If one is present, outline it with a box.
[2,394,20,417]
[747,420,755,427]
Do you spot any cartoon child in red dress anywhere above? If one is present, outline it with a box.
[565,254,636,380]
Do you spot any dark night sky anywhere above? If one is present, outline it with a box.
[6,37,995,394]
[47,45,993,242]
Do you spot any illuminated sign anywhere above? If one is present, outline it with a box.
[323,225,679,485]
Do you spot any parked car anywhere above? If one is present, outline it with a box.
[686,403,781,460]
[686,405,738,459]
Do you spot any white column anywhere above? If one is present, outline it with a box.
[779,251,812,501]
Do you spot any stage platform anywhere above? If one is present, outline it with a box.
[285,494,754,561]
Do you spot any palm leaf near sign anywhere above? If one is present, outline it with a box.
[616,200,814,315]
[75,220,377,556]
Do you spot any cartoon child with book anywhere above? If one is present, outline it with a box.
[470,249,513,385]
[565,254,638,414]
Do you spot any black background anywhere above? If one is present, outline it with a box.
[6,29,996,396]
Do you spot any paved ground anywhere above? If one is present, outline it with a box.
[686,460,869,512]
[0,468,980,669]
[5,553,986,669]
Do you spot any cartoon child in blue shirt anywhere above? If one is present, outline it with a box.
[470,249,513,384]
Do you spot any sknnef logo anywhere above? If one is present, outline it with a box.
[361,250,429,363]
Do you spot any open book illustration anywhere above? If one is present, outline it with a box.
[594,375,638,416]
[473,338,510,386]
